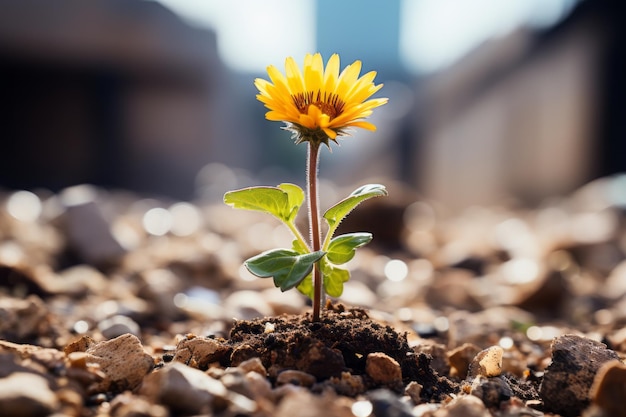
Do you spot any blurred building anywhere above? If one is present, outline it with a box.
[410,0,625,208]
[0,0,622,208]
[0,0,237,199]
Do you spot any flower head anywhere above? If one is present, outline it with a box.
[255,53,387,147]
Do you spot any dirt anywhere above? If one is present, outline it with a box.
[226,302,458,400]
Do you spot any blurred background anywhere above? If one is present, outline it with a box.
[0,0,624,209]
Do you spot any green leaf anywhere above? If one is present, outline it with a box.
[292,239,309,255]
[326,233,372,265]
[244,249,326,292]
[323,184,387,230]
[278,183,305,223]
[224,184,304,223]
[296,273,314,299]
[321,259,350,298]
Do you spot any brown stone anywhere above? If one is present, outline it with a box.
[365,352,402,385]
[0,372,59,417]
[448,343,481,379]
[540,334,619,417]
[589,360,626,417]
[276,369,317,387]
[84,333,154,393]
[173,335,231,369]
[468,346,503,378]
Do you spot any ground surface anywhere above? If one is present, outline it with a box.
[1,175,626,417]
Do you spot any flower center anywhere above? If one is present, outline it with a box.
[292,91,345,120]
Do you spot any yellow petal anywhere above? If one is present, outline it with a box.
[323,54,340,93]
[304,53,324,93]
[323,127,337,139]
[346,121,377,131]
[285,57,305,94]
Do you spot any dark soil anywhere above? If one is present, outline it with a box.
[226,302,458,401]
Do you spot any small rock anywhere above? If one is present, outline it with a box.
[275,389,353,417]
[223,290,273,320]
[413,402,440,415]
[367,388,414,417]
[0,295,50,341]
[53,264,108,296]
[98,315,141,339]
[405,381,423,404]
[84,333,154,393]
[173,335,231,370]
[366,352,402,386]
[244,370,273,400]
[468,346,503,378]
[276,369,316,387]
[60,186,126,265]
[589,360,626,417]
[448,343,481,379]
[109,391,168,417]
[1,339,65,371]
[220,368,249,396]
[606,326,626,353]
[440,395,491,417]
[140,361,228,415]
[237,357,267,376]
[470,375,513,408]
[540,334,620,417]
[0,372,58,417]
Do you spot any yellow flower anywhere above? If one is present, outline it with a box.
[255,53,387,146]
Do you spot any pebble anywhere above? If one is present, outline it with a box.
[448,342,481,379]
[365,352,403,386]
[540,334,620,417]
[84,333,155,393]
[173,335,231,369]
[367,388,414,417]
[60,186,126,265]
[275,389,353,417]
[109,391,168,417]
[244,370,273,400]
[1,339,65,369]
[468,346,503,378]
[0,295,50,341]
[0,372,59,417]
[97,314,141,339]
[223,290,274,320]
[438,395,490,417]
[139,361,228,415]
[589,360,626,417]
[405,381,423,404]
[276,369,316,387]
[470,375,513,408]
[54,264,109,296]
[237,356,267,376]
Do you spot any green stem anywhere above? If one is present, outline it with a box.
[286,221,310,252]
[307,142,323,321]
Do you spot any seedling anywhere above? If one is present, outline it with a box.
[224,53,387,321]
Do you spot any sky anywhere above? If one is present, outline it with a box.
[156,0,579,74]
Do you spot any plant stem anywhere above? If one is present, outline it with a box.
[307,142,323,321]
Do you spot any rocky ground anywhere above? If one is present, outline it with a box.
[1,172,626,417]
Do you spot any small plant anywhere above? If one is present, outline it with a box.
[224,53,387,321]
